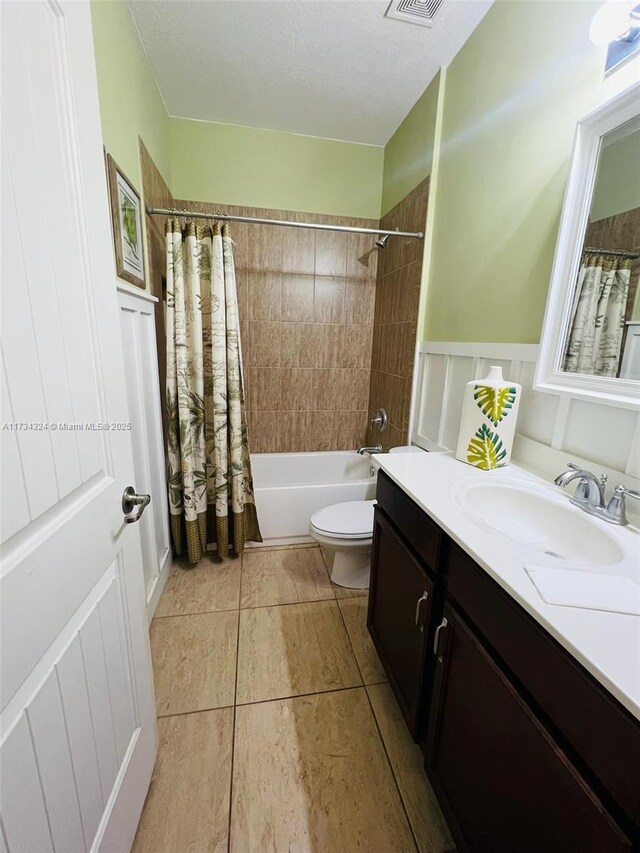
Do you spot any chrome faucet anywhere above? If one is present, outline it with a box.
[357,445,383,455]
[554,462,640,525]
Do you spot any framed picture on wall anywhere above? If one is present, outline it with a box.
[106,152,146,288]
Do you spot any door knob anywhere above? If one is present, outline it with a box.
[122,486,151,524]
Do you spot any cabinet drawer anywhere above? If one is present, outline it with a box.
[376,469,441,574]
[445,543,640,829]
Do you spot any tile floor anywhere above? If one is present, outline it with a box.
[133,544,455,853]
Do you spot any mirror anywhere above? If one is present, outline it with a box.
[536,81,640,409]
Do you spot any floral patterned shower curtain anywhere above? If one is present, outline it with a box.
[165,219,261,564]
[563,251,631,377]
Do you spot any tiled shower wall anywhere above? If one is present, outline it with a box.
[173,198,379,453]
[367,178,430,451]
[585,205,640,319]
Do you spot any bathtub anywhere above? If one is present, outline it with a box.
[250,451,377,544]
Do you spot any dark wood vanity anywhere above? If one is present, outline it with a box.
[368,469,640,852]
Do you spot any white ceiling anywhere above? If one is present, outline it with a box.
[130,0,492,146]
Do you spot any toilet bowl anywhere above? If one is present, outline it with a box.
[309,447,425,588]
[309,500,376,588]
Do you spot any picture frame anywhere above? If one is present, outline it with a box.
[106,152,146,288]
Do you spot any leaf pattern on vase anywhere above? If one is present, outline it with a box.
[466,423,507,470]
[473,384,517,426]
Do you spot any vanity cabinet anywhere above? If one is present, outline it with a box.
[369,469,640,852]
[427,603,632,852]
[367,509,434,738]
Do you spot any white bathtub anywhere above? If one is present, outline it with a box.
[251,451,377,544]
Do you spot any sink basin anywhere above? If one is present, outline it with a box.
[453,479,624,566]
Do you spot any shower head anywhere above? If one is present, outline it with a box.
[375,234,389,249]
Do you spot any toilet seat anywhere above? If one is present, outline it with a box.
[310,500,375,540]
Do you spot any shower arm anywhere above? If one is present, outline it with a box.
[146,207,424,241]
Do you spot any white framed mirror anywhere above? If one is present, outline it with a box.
[535,80,640,410]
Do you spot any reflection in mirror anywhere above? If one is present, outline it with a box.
[561,117,640,381]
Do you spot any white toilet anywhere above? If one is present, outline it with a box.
[310,499,376,588]
[309,446,424,588]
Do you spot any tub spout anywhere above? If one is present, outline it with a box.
[357,445,383,455]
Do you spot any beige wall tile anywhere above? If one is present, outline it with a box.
[315,230,348,277]
[150,611,238,716]
[338,597,387,685]
[247,368,282,411]
[247,411,281,452]
[367,683,454,853]
[281,274,314,322]
[282,227,315,274]
[247,223,284,271]
[230,689,416,852]
[230,221,249,270]
[314,277,345,324]
[132,708,233,853]
[311,369,369,413]
[236,601,361,704]
[347,232,378,280]
[280,410,313,451]
[155,558,240,617]
[282,323,342,368]
[248,321,281,367]
[339,324,373,369]
[345,279,376,325]
[241,546,333,608]
[247,272,282,321]
[280,368,315,410]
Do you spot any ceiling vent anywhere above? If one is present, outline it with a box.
[384,0,448,28]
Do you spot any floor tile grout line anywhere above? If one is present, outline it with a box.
[240,595,336,611]
[363,684,421,853]
[153,606,240,620]
[335,595,367,687]
[235,682,371,709]
[335,597,421,853]
[226,556,244,853]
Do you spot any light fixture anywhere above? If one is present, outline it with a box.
[589,0,638,45]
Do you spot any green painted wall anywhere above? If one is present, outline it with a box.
[590,129,640,221]
[90,0,171,192]
[381,73,441,216]
[422,0,607,343]
[170,118,384,219]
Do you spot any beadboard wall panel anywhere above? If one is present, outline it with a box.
[412,342,640,488]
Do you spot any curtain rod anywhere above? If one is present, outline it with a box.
[146,207,424,240]
[584,246,639,259]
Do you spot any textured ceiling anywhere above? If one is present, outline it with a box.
[129,0,492,145]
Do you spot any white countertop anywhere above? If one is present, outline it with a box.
[375,451,640,721]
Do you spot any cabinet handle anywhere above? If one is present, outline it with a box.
[414,591,429,631]
[433,617,448,661]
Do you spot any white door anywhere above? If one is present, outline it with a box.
[0,2,157,851]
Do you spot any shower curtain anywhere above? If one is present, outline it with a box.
[165,219,261,564]
[563,251,631,377]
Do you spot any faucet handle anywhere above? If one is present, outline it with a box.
[613,485,640,501]
[605,485,640,526]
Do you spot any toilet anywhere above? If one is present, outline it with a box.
[310,499,376,588]
[309,446,424,588]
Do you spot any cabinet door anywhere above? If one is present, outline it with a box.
[367,508,433,738]
[426,604,632,853]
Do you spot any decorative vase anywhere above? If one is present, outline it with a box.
[455,366,521,470]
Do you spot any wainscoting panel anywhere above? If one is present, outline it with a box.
[118,285,171,619]
[412,342,640,485]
